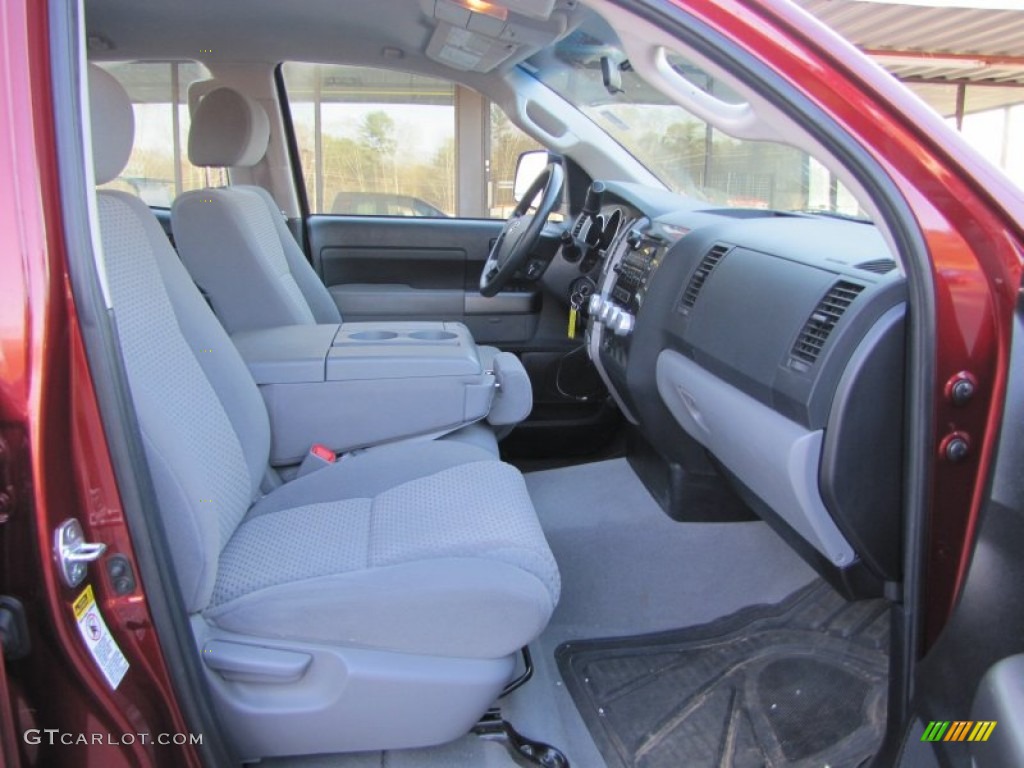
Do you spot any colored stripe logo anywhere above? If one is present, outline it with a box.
[921,720,997,742]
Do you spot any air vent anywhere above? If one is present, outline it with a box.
[790,281,865,368]
[855,258,897,274]
[571,213,586,238]
[679,244,729,313]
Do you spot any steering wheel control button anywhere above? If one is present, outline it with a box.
[941,433,971,463]
[946,372,977,406]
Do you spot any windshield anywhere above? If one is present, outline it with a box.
[523,16,866,219]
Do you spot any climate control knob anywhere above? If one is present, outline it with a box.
[588,294,603,317]
[598,302,616,324]
[612,312,635,336]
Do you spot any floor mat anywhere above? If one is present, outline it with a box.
[555,580,889,768]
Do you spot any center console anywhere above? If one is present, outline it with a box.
[585,217,671,423]
[233,322,498,465]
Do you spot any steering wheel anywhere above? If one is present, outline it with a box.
[479,162,565,297]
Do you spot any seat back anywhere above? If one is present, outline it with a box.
[172,87,341,333]
[89,65,271,612]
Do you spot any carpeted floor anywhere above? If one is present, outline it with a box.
[267,458,820,767]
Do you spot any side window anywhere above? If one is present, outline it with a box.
[282,63,457,217]
[282,62,547,219]
[97,61,219,207]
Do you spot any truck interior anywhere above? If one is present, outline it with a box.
[54,0,942,765]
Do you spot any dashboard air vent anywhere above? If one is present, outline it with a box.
[571,213,586,238]
[790,281,865,368]
[680,244,729,313]
[855,258,896,274]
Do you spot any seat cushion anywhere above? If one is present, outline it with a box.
[204,443,559,658]
[248,441,497,516]
[439,422,500,455]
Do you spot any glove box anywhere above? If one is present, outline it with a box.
[232,322,496,465]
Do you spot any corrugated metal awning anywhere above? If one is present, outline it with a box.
[794,0,1024,93]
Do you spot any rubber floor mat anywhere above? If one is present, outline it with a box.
[555,581,889,768]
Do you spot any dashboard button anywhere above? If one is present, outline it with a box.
[612,312,635,336]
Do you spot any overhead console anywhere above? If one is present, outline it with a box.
[422,0,571,72]
[583,191,907,596]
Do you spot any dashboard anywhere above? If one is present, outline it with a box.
[550,181,907,597]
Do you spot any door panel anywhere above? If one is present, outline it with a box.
[328,284,464,316]
[308,214,546,344]
[320,246,466,291]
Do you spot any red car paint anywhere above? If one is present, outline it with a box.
[0,0,1021,765]
[0,2,200,766]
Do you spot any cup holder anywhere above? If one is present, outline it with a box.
[348,330,400,341]
[408,330,458,341]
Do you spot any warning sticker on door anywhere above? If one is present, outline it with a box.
[72,585,129,690]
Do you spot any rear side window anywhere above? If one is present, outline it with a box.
[281,62,545,219]
[282,63,457,217]
[97,61,220,207]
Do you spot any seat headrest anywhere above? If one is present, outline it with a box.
[188,87,270,168]
[88,64,135,185]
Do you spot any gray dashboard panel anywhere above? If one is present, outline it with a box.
[683,246,836,403]
[574,182,906,581]
[656,348,856,566]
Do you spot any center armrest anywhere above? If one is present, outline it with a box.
[329,322,481,379]
[231,322,496,465]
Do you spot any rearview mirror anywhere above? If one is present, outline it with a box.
[513,150,550,203]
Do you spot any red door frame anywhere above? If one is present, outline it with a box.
[0,1,201,765]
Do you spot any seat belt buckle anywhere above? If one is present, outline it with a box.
[297,443,337,478]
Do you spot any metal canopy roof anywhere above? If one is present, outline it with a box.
[795,0,1024,109]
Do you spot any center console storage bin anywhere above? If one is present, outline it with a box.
[233,322,495,465]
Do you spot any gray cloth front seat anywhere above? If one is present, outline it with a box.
[88,64,558,760]
[171,86,531,433]
[176,88,342,332]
